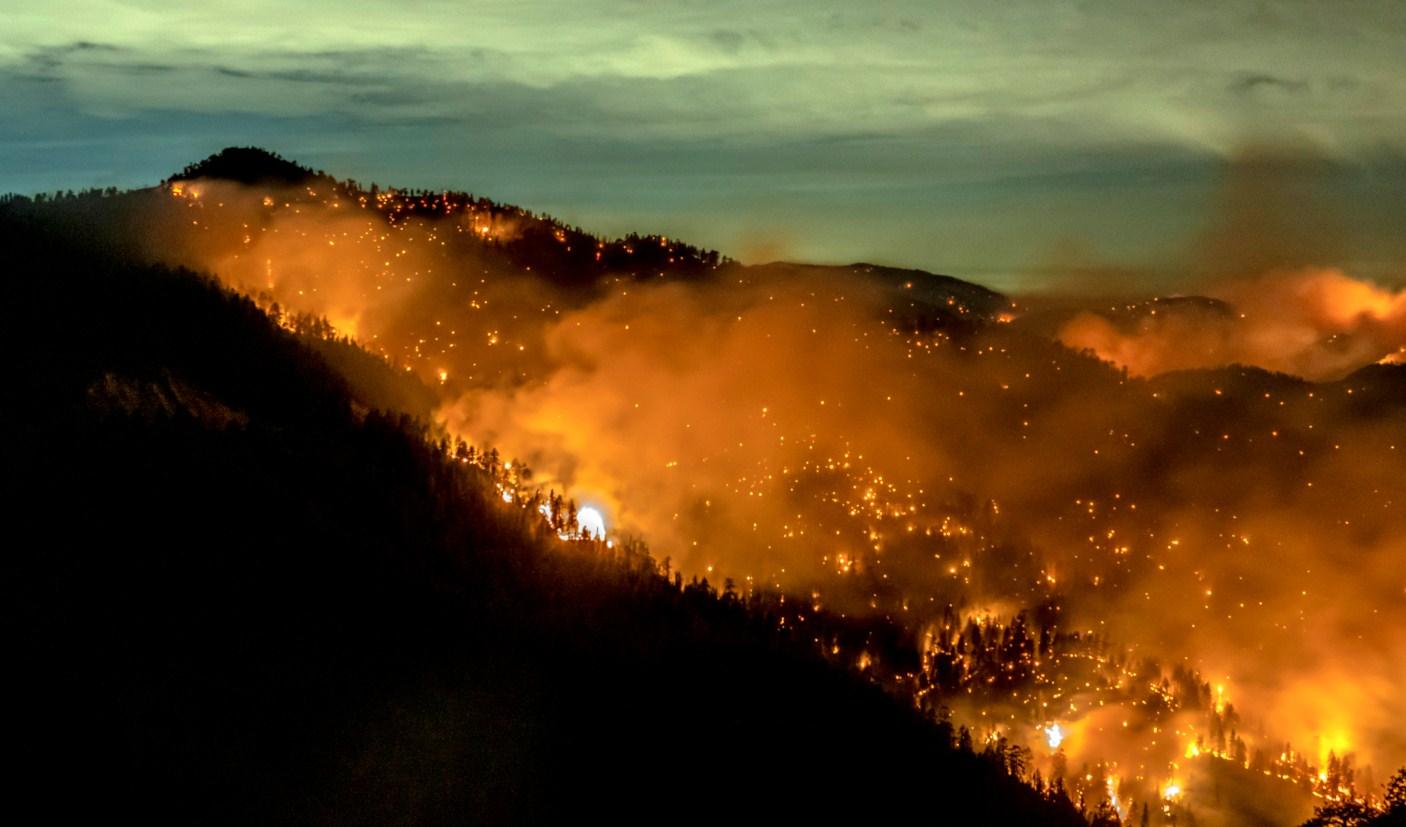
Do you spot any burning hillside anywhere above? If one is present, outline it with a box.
[7,147,1406,825]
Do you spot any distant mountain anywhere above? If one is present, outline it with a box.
[759,260,1011,321]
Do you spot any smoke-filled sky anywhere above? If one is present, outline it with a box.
[6,0,1406,291]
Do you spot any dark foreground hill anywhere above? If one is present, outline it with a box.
[0,197,1084,823]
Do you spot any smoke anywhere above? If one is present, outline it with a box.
[438,269,983,588]
[141,169,1406,819]
[1058,267,1406,379]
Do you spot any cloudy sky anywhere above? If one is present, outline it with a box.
[4,1,1405,290]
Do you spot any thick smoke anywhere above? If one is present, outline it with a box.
[145,168,1406,821]
[1058,267,1406,379]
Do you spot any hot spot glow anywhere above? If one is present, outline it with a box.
[577,506,606,540]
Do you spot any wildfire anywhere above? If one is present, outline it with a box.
[133,162,1406,824]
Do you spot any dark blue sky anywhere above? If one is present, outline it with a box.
[5,1,1405,291]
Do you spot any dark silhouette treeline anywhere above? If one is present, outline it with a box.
[168,147,727,286]
[1303,769,1406,826]
[259,299,441,421]
[0,202,1088,823]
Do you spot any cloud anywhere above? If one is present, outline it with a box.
[1229,72,1309,97]
[6,2,1405,148]
[5,2,1406,286]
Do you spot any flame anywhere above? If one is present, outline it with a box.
[1105,774,1122,817]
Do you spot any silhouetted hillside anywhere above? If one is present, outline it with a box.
[169,146,327,187]
[0,195,1086,823]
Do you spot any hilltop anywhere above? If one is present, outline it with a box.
[167,146,329,187]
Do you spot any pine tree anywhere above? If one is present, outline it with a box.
[1386,767,1406,814]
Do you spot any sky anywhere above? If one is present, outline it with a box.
[4,0,1406,291]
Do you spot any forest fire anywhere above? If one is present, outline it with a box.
[10,0,1406,818]
[72,162,1401,824]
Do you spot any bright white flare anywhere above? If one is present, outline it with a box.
[577,506,606,540]
[1044,723,1064,750]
